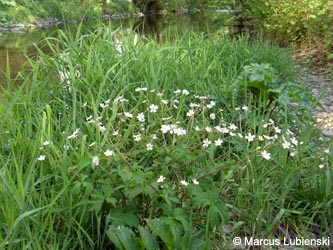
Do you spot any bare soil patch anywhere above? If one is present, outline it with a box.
[296,65,333,136]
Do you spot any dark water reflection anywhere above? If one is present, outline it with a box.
[0,11,235,88]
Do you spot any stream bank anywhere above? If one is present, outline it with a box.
[296,65,333,136]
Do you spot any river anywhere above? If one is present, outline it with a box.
[0,11,241,88]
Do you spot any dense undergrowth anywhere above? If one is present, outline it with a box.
[0,0,137,24]
[240,0,333,71]
[0,26,332,249]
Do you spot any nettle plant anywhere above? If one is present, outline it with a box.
[36,87,305,249]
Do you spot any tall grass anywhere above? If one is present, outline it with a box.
[0,24,331,249]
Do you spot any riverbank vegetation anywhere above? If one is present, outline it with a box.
[240,0,333,70]
[0,25,331,249]
[0,0,136,24]
[2,0,332,71]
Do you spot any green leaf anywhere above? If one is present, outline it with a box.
[147,218,176,249]
[109,208,139,227]
[192,190,229,227]
[138,225,159,250]
[106,225,141,250]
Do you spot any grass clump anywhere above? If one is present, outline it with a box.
[0,25,332,249]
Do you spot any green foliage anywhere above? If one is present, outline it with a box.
[0,0,16,6]
[234,63,321,111]
[0,26,331,249]
[234,63,279,106]
[240,0,333,65]
[0,0,106,24]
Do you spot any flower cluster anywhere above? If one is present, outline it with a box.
[36,87,305,186]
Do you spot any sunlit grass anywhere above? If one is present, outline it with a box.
[0,24,332,249]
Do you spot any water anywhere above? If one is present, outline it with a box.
[0,11,237,88]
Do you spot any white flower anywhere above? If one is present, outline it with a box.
[157,175,165,183]
[137,113,145,122]
[43,141,51,146]
[229,123,237,131]
[152,134,158,140]
[112,130,119,136]
[133,134,142,141]
[190,103,200,108]
[100,102,109,109]
[182,89,189,95]
[92,156,99,166]
[67,128,80,139]
[119,98,128,102]
[245,132,255,142]
[162,116,173,121]
[214,138,223,146]
[205,126,213,133]
[161,124,170,134]
[325,149,330,154]
[220,127,229,134]
[291,137,298,146]
[206,100,216,109]
[195,126,201,131]
[203,138,212,148]
[37,155,46,161]
[161,100,168,105]
[235,107,240,111]
[209,113,216,120]
[287,129,294,135]
[273,126,281,134]
[146,143,153,151]
[186,109,195,117]
[124,112,133,118]
[214,126,222,132]
[290,151,296,157]
[319,164,325,169]
[192,179,199,185]
[174,89,181,94]
[174,127,186,136]
[149,104,159,113]
[180,180,189,186]
[104,150,114,157]
[171,99,179,109]
[242,106,248,111]
[86,115,93,122]
[135,87,148,92]
[261,150,271,160]
[98,123,106,132]
[282,140,291,149]
[195,95,207,100]
[263,135,272,140]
